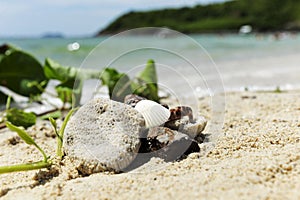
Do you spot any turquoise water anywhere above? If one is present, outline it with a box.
[1,33,299,124]
[1,33,300,95]
[0,37,108,67]
[2,34,299,67]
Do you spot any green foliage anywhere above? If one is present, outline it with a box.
[0,91,8,105]
[0,122,51,174]
[241,0,296,30]
[132,59,159,102]
[99,0,300,34]
[44,58,79,104]
[137,60,158,84]
[100,68,132,102]
[50,109,76,158]
[182,18,251,32]
[55,82,76,104]
[0,44,160,123]
[40,110,62,120]
[0,44,160,108]
[274,86,282,93]
[0,44,18,62]
[6,122,36,145]
[44,58,100,106]
[0,51,48,96]
[6,108,36,128]
[0,45,161,174]
[44,58,77,82]
[0,110,75,174]
[6,122,48,162]
[0,161,51,174]
[3,96,36,128]
[100,60,159,102]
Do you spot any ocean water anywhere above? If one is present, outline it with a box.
[2,33,299,133]
[1,33,300,98]
[3,34,299,65]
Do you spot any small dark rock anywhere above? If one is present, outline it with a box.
[7,136,20,145]
[169,106,194,122]
[32,166,60,185]
[147,127,174,150]
[0,188,9,198]
[124,94,146,108]
[138,127,200,161]
[241,95,256,99]
[194,133,207,144]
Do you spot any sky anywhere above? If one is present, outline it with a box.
[0,0,226,37]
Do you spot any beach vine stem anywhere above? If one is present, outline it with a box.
[0,109,75,174]
[50,108,76,158]
[0,122,51,174]
[0,161,51,174]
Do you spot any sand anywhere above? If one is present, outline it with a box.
[1,90,300,199]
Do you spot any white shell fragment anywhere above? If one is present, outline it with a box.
[134,100,170,128]
[63,98,145,174]
[164,115,207,139]
[181,116,207,139]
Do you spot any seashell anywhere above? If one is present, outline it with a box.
[134,100,170,128]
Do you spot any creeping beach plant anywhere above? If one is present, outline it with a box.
[0,109,75,174]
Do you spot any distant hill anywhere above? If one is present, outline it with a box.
[97,0,300,35]
[41,33,64,38]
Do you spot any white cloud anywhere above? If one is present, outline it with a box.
[0,2,30,16]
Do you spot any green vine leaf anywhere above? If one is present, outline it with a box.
[6,122,36,145]
[132,59,159,102]
[49,117,59,138]
[6,108,36,128]
[40,110,62,120]
[44,58,78,82]
[100,68,132,102]
[6,122,48,162]
[0,51,48,96]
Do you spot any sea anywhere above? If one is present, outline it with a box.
[1,31,300,135]
[1,32,300,103]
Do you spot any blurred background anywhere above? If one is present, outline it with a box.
[1,0,300,94]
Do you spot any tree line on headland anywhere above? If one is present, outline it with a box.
[98,0,300,35]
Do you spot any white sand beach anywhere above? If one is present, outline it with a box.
[1,90,300,199]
